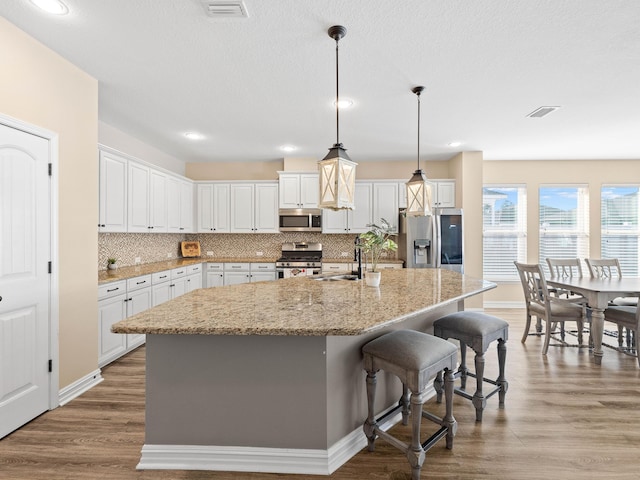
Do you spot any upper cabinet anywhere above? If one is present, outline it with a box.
[278,172,319,209]
[373,182,400,232]
[167,176,194,233]
[128,163,168,233]
[230,182,279,233]
[98,150,128,232]
[197,183,230,233]
[429,180,456,208]
[322,182,373,233]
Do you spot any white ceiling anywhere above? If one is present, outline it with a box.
[2,0,640,163]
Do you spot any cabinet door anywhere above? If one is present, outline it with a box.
[250,272,276,283]
[126,287,151,348]
[254,183,279,233]
[128,162,150,232]
[167,176,182,233]
[149,169,167,232]
[98,151,127,232]
[322,208,348,233]
[435,181,456,208]
[299,174,319,208]
[206,272,224,287]
[197,183,214,232]
[180,180,194,233]
[398,182,408,210]
[170,277,187,298]
[98,294,127,366]
[213,183,231,232]
[279,174,301,209]
[230,184,255,233]
[373,182,400,232]
[186,273,202,292]
[152,282,171,306]
[349,182,373,233]
[224,271,251,286]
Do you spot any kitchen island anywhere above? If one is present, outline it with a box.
[112,268,495,475]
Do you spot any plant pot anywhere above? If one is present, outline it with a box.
[365,271,381,287]
[107,263,117,270]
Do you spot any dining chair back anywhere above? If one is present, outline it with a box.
[514,262,586,354]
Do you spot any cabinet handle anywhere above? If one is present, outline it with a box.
[159,275,168,279]
[106,287,120,292]
[0,296,3,302]
[179,227,184,230]
[177,270,184,274]
[170,284,175,287]
[136,280,146,285]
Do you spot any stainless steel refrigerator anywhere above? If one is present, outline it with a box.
[398,208,464,273]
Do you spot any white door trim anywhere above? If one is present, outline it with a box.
[0,112,59,411]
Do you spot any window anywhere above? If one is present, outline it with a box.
[483,185,527,280]
[539,186,589,274]
[601,185,640,276]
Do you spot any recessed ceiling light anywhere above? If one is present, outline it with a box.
[526,106,561,118]
[30,0,69,15]
[448,141,462,147]
[280,145,297,152]
[184,132,204,140]
[333,98,354,109]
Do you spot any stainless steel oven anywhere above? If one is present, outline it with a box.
[276,242,322,278]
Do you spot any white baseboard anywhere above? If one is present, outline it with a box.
[137,388,434,475]
[58,369,103,406]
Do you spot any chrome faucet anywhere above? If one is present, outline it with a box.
[354,236,363,280]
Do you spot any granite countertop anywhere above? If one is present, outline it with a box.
[112,269,495,337]
[322,258,404,264]
[98,257,279,285]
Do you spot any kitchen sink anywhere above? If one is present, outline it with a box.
[313,274,360,281]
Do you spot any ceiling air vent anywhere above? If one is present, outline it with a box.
[526,106,561,118]
[201,1,248,18]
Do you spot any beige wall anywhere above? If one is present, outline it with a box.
[483,159,640,305]
[0,18,99,389]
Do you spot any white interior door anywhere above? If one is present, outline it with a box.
[0,123,51,439]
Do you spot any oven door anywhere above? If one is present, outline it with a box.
[277,267,321,279]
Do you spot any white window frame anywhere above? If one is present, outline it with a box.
[601,184,640,276]
[539,184,589,275]
[482,184,527,281]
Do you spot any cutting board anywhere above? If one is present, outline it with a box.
[181,241,201,258]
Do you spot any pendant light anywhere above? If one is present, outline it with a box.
[318,25,357,210]
[405,86,433,216]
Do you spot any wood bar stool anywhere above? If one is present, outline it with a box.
[362,329,458,480]
[433,312,509,422]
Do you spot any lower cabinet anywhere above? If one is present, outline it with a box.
[224,263,251,286]
[206,263,224,287]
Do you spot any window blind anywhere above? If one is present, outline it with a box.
[539,186,589,275]
[483,185,527,280]
[601,185,640,276]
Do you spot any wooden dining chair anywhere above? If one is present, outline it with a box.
[514,262,586,354]
[545,258,588,342]
[585,258,637,349]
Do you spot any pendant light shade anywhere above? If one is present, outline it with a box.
[405,86,433,217]
[318,25,357,210]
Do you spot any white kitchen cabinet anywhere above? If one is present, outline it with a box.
[168,177,194,233]
[398,181,408,209]
[230,182,279,233]
[322,182,373,233]
[151,270,171,306]
[127,162,168,233]
[125,284,151,349]
[322,262,352,273]
[250,262,276,282]
[98,150,127,232]
[98,281,127,366]
[197,183,230,233]
[224,262,251,285]
[428,179,456,208]
[149,170,168,232]
[206,263,224,287]
[186,263,203,292]
[373,182,399,232]
[278,172,319,209]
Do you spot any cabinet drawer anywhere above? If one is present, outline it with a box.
[152,270,171,284]
[98,280,126,300]
[207,263,224,271]
[251,262,275,272]
[225,262,250,271]
[187,263,202,275]
[171,267,187,279]
[127,274,152,292]
[322,262,351,273]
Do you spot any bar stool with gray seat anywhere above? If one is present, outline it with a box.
[433,311,509,422]
[362,329,458,480]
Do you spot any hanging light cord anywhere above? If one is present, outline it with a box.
[416,90,421,171]
[335,36,340,146]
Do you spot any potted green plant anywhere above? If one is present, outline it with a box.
[107,258,118,270]
[357,218,398,287]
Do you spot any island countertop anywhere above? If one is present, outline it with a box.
[112,268,495,336]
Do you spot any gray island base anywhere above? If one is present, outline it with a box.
[112,269,495,475]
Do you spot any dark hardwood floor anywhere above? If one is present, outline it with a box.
[1,309,640,480]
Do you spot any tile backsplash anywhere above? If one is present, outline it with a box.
[98,232,399,270]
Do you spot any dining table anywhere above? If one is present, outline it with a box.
[546,276,640,365]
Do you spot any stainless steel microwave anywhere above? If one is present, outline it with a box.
[278,209,323,232]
